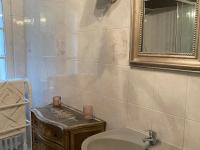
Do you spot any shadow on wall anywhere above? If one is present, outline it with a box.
[78,0,120,77]
[95,0,112,16]
[80,0,120,27]
[94,0,119,17]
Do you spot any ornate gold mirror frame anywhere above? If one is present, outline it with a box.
[130,0,200,72]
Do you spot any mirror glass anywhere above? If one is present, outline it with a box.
[142,0,196,54]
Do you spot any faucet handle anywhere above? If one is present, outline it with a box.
[143,130,158,145]
[144,130,157,138]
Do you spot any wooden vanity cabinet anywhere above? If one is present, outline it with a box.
[31,105,106,150]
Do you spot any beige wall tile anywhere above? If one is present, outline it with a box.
[103,0,130,28]
[128,68,156,109]
[11,0,24,17]
[65,30,115,64]
[95,64,129,102]
[186,74,200,122]
[151,111,185,148]
[127,103,185,148]
[106,28,130,66]
[126,103,152,132]
[153,71,188,117]
[97,98,127,130]
[12,16,26,78]
[184,120,200,150]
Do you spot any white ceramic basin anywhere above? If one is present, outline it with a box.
[84,138,143,150]
[82,128,181,150]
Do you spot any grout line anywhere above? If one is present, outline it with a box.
[185,118,200,124]
[65,26,130,34]
[64,58,130,68]
[127,101,186,120]
[125,69,131,127]
[182,74,190,149]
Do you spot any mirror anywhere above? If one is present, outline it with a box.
[130,0,200,72]
[142,0,196,54]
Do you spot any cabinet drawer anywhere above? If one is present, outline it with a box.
[32,113,64,146]
[33,134,64,150]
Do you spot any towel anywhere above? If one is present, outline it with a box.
[0,79,32,139]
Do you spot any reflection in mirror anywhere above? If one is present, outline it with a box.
[142,0,196,54]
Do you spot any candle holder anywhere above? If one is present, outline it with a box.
[53,96,61,107]
[83,105,94,120]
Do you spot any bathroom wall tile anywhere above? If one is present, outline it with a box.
[48,75,82,108]
[95,64,129,102]
[48,76,77,92]
[65,0,95,33]
[75,74,98,93]
[127,103,185,148]
[76,30,101,61]
[65,31,97,60]
[105,28,130,66]
[24,0,34,17]
[40,33,57,57]
[103,0,130,29]
[153,71,188,117]
[128,68,156,109]
[65,59,98,76]
[184,120,200,150]
[3,0,15,78]
[93,29,115,64]
[12,16,26,78]
[40,57,67,80]
[61,33,74,57]
[49,59,98,92]
[64,97,83,111]
[151,111,185,148]
[38,0,67,59]
[97,98,127,130]
[78,0,104,32]
[66,29,114,64]
[79,90,107,117]
[126,103,152,133]
[73,0,131,31]
[28,53,46,107]
[69,89,127,130]
[25,22,42,57]
[33,80,51,107]
[11,0,24,17]
[3,0,11,17]
[39,0,65,34]
[41,57,57,80]
[186,74,200,122]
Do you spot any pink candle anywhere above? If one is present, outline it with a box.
[53,96,61,107]
[83,105,93,119]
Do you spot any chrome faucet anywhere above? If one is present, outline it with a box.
[143,130,158,145]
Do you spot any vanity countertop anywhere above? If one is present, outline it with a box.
[31,104,105,129]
